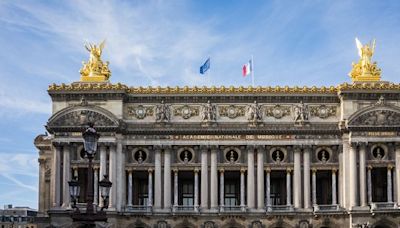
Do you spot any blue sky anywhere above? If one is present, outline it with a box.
[0,0,399,209]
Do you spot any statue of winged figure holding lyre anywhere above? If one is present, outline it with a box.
[80,40,111,82]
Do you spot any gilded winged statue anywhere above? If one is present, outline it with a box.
[80,40,111,82]
[349,38,381,82]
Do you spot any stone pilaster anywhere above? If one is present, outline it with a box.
[303,146,311,209]
[154,147,162,209]
[200,146,208,210]
[163,147,172,210]
[257,147,264,210]
[349,143,358,208]
[51,145,62,208]
[247,147,255,209]
[62,145,71,208]
[293,147,302,208]
[359,143,367,207]
[210,147,218,210]
[108,144,117,210]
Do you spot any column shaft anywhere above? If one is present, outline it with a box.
[349,144,357,208]
[303,147,311,209]
[286,169,291,206]
[51,146,61,207]
[388,167,393,203]
[194,170,199,211]
[257,148,264,210]
[62,145,71,208]
[266,170,271,209]
[359,143,367,207]
[173,170,178,207]
[247,148,255,209]
[219,170,224,210]
[210,149,218,210]
[395,146,400,205]
[108,145,117,209]
[148,169,153,207]
[332,170,337,205]
[312,169,317,205]
[200,148,208,209]
[163,148,171,209]
[293,148,301,208]
[367,167,372,204]
[154,149,162,209]
[240,169,245,209]
[127,170,133,206]
[116,141,123,211]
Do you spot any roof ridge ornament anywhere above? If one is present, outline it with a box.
[349,38,381,82]
[80,40,111,82]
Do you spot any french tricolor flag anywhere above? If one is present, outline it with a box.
[242,59,252,77]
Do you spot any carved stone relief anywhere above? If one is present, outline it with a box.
[174,105,199,119]
[155,100,171,122]
[349,109,400,126]
[219,105,246,119]
[127,105,154,119]
[50,110,117,127]
[265,105,291,119]
[309,105,337,119]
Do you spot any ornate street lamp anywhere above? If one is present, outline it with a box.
[98,175,112,211]
[68,123,111,226]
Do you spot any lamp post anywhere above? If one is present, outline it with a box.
[68,123,112,227]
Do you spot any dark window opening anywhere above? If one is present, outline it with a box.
[316,170,332,205]
[270,171,287,205]
[372,167,388,202]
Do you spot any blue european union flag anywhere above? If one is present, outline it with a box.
[200,58,210,74]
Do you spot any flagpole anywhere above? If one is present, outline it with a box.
[251,55,254,87]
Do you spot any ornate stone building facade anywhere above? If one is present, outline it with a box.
[35,40,400,227]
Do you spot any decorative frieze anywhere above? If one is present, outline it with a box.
[219,105,246,119]
[309,105,337,119]
[127,105,154,119]
[174,105,199,119]
[265,105,291,119]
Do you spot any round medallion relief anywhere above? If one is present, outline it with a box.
[179,150,193,163]
[271,149,285,163]
[317,149,330,163]
[135,105,146,119]
[134,150,147,163]
[372,146,385,160]
[225,150,239,163]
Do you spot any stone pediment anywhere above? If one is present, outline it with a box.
[47,105,119,132]
[347,105,400,129]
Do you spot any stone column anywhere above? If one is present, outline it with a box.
[51,145,62,207]
[303,147,311,209]
[359,143,367,207]
[332,169,337,205]
[293,147,302,208]
[154,147,162,209]
[108,144,117,210]
[99,145,107,207]
[349,143,357,208]
[127,169,133,206]
[388,166,393,203]
[219,169,225,211]
[194,169,199,212]
[62,145,71,208]
[38,158,46,213]
[367,166,372,204]
[265,169,271,210]
[210,148,218,210]
[341,134,350,208]
[286,169,292,206]
[247,147,255,209]
[240,168,246,211]
[312,169,317,205]
[395,145,400,206]
[173,169,178,209]
[93,166,99,205]
[163,147,171,210]
[257,147,265,210]
[148,169,153,207]
[116,140,124,211]
[200,147,208,210]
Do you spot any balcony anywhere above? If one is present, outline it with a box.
[219,205,245,213]
[313,204,340,212]
[172,205,198,214]
[124,205,152,213]
[267,205,294,212]
[370,202,397,212]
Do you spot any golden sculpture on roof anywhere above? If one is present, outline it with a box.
[80,40,111,82]
[349,38,381,82]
